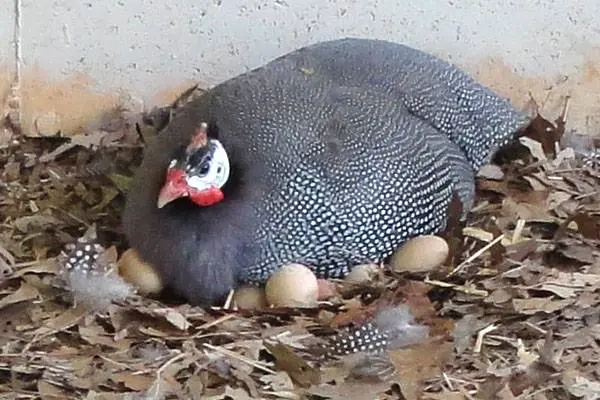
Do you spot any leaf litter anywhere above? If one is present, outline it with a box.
[0,86,599,399]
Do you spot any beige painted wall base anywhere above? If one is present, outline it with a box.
[1,0,599,138]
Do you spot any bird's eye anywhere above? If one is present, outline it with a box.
[199,163,210,175]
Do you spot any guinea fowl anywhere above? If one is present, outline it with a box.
[122,37,529,306]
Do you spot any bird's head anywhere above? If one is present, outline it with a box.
[157,122,230,208]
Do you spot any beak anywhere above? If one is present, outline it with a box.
[157,169,189,208]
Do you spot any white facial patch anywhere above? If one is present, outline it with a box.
[186,139,230,191]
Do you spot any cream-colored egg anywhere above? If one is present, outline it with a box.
[265,263,319,308]
[233,285,267,310]
[390,235,449,273]
[344,263,381,284]
[117,248,164,295]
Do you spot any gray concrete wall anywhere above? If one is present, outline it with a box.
[1,0,600,137]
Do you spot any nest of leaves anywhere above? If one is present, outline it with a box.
[0,89,599,400]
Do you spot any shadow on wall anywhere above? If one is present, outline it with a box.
[1,50,600,138]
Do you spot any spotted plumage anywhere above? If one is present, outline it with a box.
[62,241,105,276]
[582,148,600,168]
[123,38,529,305]
[323,304,430,359]
[325,322,391,358]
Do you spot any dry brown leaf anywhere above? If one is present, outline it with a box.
[134,305,192,332]
[519,137,547,162]
[519,113,564,158]
[160,355,195,379]
[558,329,596,350]
[38,379,71,399]
[78,325,133,350]
[263,340,321,388]
[163,309,191,331]
[139,376,180,400]
[522,175,547,191]
[463,226,494,242]
[545,191,572,211]
[13,260,59,276]
[387,339,454,400]
[306,375,394,400]
[512,297,575,315]
[561,369,600,399]
[423,392,467,400]
[91,186,120,212]
[0,242,15,277]
[537,283,578,299]
[502,197,555,222]
[589,324,600,341]
[184,375,206,400]
[505,239,538,262]
[70,130,112,149]
[230,367,261,398]
[13,214,63,233]
[260,370,295,391]
[451,314,488,354]
[477,178,510,196]
[107,173,133,194]
[34,304,87,335]
[556,243,596,264]
[70,356,95,379]
[83,391,128,400]
[516,341,539,368]
[575,291,599,309]
[551,147,576,168]
[36,142,77,163]
[571,213,600,240]
[202,385,254,400]
[493,383,518,399]
[221,339,265,375]
[138,325,172,337]
[544,272,600,288]
[110,372,156,391]
[0,282,40,309]
[484,288,514,304]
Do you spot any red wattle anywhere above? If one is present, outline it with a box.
[190,187,225,207]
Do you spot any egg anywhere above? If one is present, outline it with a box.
[233,285,267,310]
[390,235,449,273]
[117,248,164,295]
[344,263,381,284]
[265,263,319,308]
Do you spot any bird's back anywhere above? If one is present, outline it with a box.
[123,38,528,304]
[205,38,527,170]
